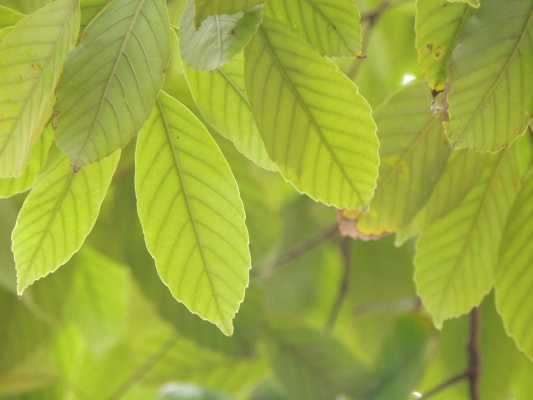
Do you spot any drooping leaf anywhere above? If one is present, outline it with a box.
[183,54,275,170]
[266,323,378,400]
[244,16,379,210]
[495,170,533,359]
[80,0,111,31]
[135,91,250,336]
[193,0,266,28]
[13,147,120,295]
[395,149,490,246]
[415,146,520,328]
[180,0,262,71]
[415,0,474,92]
[369,316,433,400]
[0,124,53,199]
[0,0,80,177]
[54,0,170,168]
[444,0,533,151]
[355,81,451,235]
[263,0,362,57]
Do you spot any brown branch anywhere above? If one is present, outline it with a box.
[420,307,481,399]
[106,334,178,400]
[325,237,352,332]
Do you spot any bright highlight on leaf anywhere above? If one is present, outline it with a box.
[444,0,533,151]
[263,0,362,57]
[180,0,262,71]
[54,0,170,168]
[135,91,250,336]
[415,146,520,328]
[13,147,120,295]
[193,0,266,28]
[244,16,379,210]
[183,54,275,171]
[0,0,79,178]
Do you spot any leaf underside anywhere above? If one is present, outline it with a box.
[193,0,266,28]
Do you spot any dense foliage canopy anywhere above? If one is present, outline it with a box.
[1,0,533,399]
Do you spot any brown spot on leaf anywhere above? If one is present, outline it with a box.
[335,209,390,241]
[435,52,441,58]
[427,43,433,51]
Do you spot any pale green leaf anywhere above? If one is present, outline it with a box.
[356,81,451,235]
[0,0,48,14]
[395,149,490,246]
[54,0,170,168]
[180,0,262,71]
[267,323,378,400]
[13,147,120,295]
[193,0,266,28]
[0,0,80,177]
[0,5,24,29]
[370,316,433,400]
[415,146,520,328]
[415,0,474,91]
[263,0,362,57]
[444,0,533,151]
[135,91,250,336]
[67,246,129,353]
[183,54,275,170]
[495,170,533,359]
[0,124,53,199]
[244,16,379,210]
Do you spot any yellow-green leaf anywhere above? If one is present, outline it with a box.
[444,0,533,151]
[244,16,379,210]
[183,54,275,170]
[445,0,480,8]
[0,0,79,177]
[135,91,250,336]
[13,147,120,295]
[415,146,520,328]
[54,0,170,168]
[264,0,362,57]
[193,0,266,28]
[0,5,24,29]
[80,0,111,31]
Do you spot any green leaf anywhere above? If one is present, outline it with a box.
[54,0,170,168]
[80,0,111,31]
[356,81,451,235]
[267,323,378,400]
[193,0,266,28]
[444,0,533,151]
[0,0,80,178]
[0,0,48,14]
[67,247,129,353]
[0,5,24,29]
[495,170,533,359]
[0,124,53,199]
[135,91,250,336]
[13,147,120,295]
[395,149,490,246]
[180,0,262,71]
[369,316,433,400]
[183,54,275,170]
[415,0,474,92]
[415,146,520,328]
[244,16,379,210]
[446,0,480,8]
[263,0,362,57]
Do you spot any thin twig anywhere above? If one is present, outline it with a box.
[354,297,420,317]
[106,334,178,400]
[420,373,468,399]
[325,237,352,332]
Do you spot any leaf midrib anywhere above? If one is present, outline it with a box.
[156,97,228,332]
[257,24,365,206]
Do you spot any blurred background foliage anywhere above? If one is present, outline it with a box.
[1,0,533,399]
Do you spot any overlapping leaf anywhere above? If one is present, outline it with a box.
[80,0,110,30]
[0,0,48,14]
[0,0,79,177]
[244,16,379,210]
[444,0,533,151]
[54,0,170,168]
[395,149,490,246]
[135,91,250,336]
[180,0,262,71]
[0,5,24,42]
[495,170,533,359]
[415,0,474,92]
[13,147,120,295]
[193,0,266,28]
[263,0,362,57]
[0,124,53,198]
[183,54,275,170]
[356,81,451,235]
[415,146,520,328]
